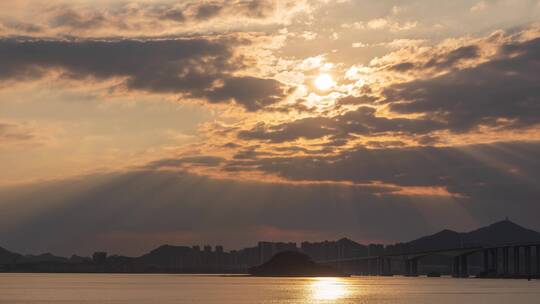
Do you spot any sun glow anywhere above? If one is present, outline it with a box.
[311,278,349,300]
[314,74,335,91]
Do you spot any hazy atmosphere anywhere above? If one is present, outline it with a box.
[1,0,540,257]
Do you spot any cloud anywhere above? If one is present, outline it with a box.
[228,141,540,214]
[0,38,289,111]
[206,76,289,111]
[0,121,35,144]
[145,156,225,170]
[0,0,308,37]
[0,121,56,148]
[384,36,540,132]
[386,44,482,73]
[238,106,444,143]
[0,170,437,255]
[2,141,540,256]
[194,3,223,20]
[366,18,417,32]
[422,45,480,69]
[470,1,488,12]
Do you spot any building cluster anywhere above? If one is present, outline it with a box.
[120,238,384,273]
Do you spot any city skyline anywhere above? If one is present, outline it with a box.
[2,219,539,278]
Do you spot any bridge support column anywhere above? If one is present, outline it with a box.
[503,247,509,275]
[536,245,540,275]
[483,250,489,273]
[460,255,468,277]
[386,258,392,275]
[492,248,499,274]
[411,259,418,276]
[525,246,532,277]
[514,246,520,275]
[453,256,460,277]
[404,260,409,276]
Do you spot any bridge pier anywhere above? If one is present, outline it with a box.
[460,255,468,277]
[483,250,489,273]
[514,246,520,275]
[537,245,540,275]
[411,259,418,276]
[404,259,418,276]
[369,258,377,275]
[492,248,499,274]
[525,246,532,276]
[386,258,392,275]
[503,247,509,275]
[453,256,460,277]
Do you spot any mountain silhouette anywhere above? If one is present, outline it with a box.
[399,220,540,252]
[21,253,69,264]
[0,246,21,264]
[2,220,540,273]
[136,244,193,267]
[465,220,540,244]
[248,251,347,277]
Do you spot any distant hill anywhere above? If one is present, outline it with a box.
[464,220,540,244]
[249,251,347,277]
[21,253,69,264]
[398,220,540,253]
[2,220,540,272]
[136,244,194,268]
[0,246,21,264]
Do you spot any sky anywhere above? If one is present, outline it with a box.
[1,0,540,256]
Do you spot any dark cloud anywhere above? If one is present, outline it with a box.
[237,0,277,18]
[390,62,415,72]
[233,148,273,160]
[0,38,288,111]
[1,21,43,34]
[2,141,540,256]
[155,8,186,22]
[0,170,430,256]
[195,3,223,20]
[336,95,378,106]
[385,37,540,131]
[233,141,540,208]
[423,45,480,69]
[49,9,109,29]
[389,45,480,72]
[18,0,282,35]
[145,156,225,169]
[207,76,289,111]
[239,117,336,142]
[238,106,444,143]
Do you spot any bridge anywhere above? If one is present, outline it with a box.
[318,241,540,278]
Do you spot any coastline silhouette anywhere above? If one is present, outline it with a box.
[1,220,540,278]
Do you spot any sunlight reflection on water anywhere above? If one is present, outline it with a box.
[310,278,349,301]
[1,274,540,304]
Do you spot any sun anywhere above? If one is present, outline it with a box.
[314,73,335,91]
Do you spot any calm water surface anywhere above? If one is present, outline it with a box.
[1,274,539,303]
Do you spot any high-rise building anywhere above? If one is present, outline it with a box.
[92,252,107,264]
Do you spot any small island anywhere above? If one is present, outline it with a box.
[248,251,349,277]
